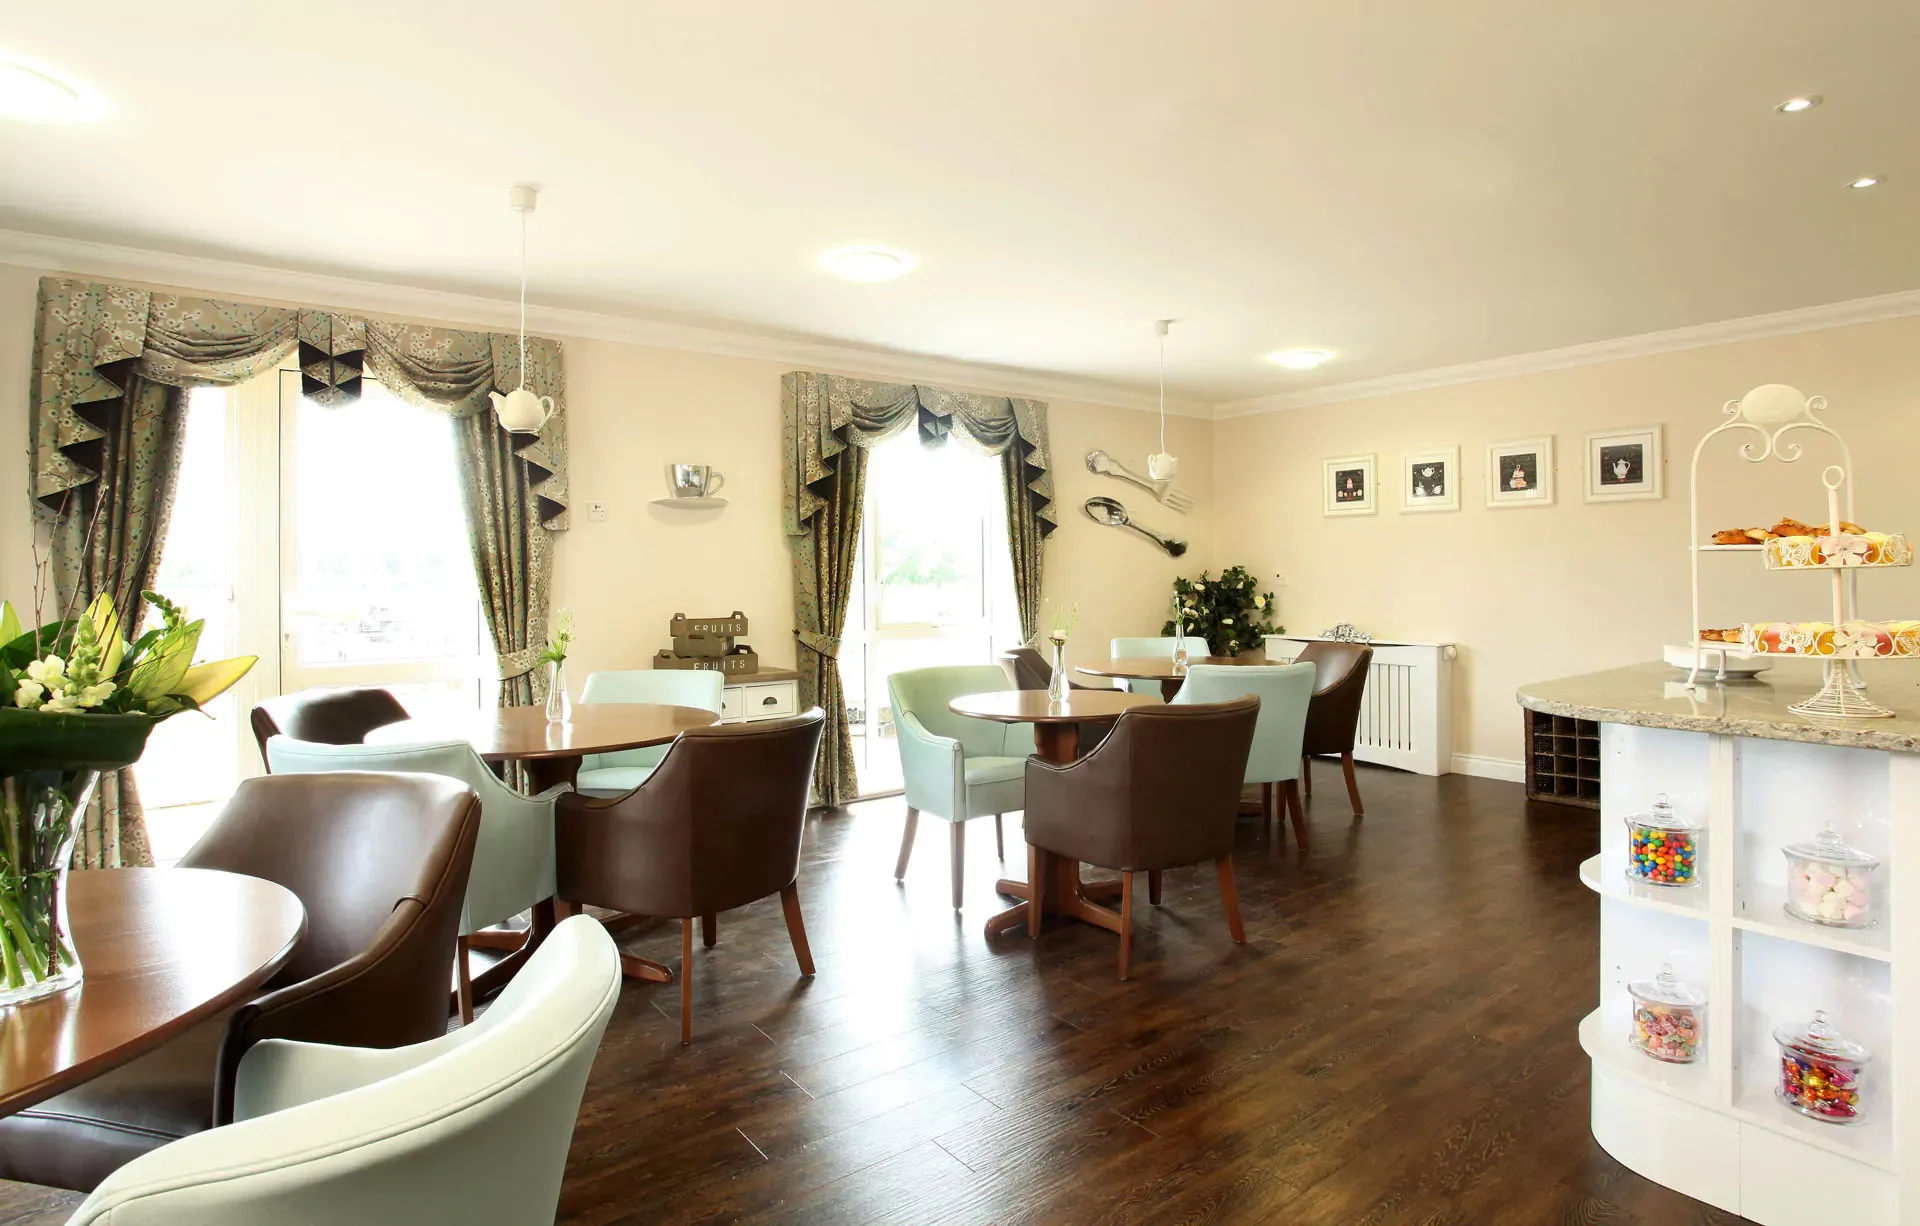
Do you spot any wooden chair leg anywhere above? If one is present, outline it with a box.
[1027,844,1046,939]
[1342,752,1364,816]
[779,883,815,976]
[455,936,474,1025]
[680,918,694,1045]
[1118,871,1134,981]
[1262,782,1275,829]
[701,913,717,948]
[895,807,919,880]
[1148,870,1162,905]
[1302,755,1313,797]
[950,821,966,910]
[1284,779,1310,849]
[1216,856,1246,943]
[994,813,1005,860]
[553,897,581,920]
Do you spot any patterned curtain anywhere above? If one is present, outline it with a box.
[782,372,1056,805]
[26,277,571,864]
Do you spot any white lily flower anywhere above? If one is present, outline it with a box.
[13,679,44,708]
[26,656,67,687]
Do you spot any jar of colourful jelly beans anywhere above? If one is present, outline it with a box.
[1775,1010,1869,1125]
[1782,824,1879,928]
[1624,794,1699,887]
[1627,964,1705,1063]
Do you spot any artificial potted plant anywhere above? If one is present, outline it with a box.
[1162,566,1281,659]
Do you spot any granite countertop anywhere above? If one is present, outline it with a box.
[1516,661,1920,753]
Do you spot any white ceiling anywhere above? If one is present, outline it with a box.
[1,1,1915,404]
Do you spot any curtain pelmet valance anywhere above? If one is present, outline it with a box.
[29,278,570,530]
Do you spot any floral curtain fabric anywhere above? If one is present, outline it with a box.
[782,372,1055,805]
[27,276,571,865]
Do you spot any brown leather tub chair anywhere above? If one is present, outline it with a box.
[1296,642,1374,817]
[249,686,411,769]
[1022,697,1259,980]
[555,710,825,1044]
[0,772,481,1193]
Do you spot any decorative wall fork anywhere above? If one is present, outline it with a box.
[1085,451,1195,512]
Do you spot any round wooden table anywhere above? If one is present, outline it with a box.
[946,689,1161,939]
[368,701,722,792]
[370,701,724,993]
[0,868,306,1118]
[1075,655,1280,702]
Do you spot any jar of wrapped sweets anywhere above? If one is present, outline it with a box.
[1782,824,1879,928]
[1624,794,1699,887]
[1775,1010,1869,1125]
[1627,964,1705,1063]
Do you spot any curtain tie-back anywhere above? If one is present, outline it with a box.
[497,645,546,679]
[794,630,841,660]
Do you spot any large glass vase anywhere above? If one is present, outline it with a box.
[0,769,94,1008]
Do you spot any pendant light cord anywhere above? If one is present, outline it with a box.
[522,206,529,387]
[1157,325,1167,454]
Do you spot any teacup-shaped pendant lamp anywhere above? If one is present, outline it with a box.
[489,184,556,435]
[1147,319,1178,480]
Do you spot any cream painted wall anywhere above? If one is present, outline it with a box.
[0,262,1213,702]
[1214,315,1920,767]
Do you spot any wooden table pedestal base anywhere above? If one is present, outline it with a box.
[984,851,1125,937]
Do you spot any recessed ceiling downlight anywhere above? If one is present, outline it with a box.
[1776,96,1821,114]
[1267,349,1331,371]
[0,60,96,122]
[1848,175,1883,190]
[819,246,916,282]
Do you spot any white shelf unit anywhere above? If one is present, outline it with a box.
[1586,722,1920,1226]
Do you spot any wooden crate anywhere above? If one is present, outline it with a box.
[654,648,759,676]
[670,612,749,638]
[1523,708,1600,809]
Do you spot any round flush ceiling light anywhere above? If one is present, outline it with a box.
[1775,96,1821,114]
[1266,348,1331,371]
[0,60,100,123]
[1848,175,1883,189]
[819,246,916,282]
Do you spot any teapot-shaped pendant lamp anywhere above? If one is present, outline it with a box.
[1146,319,1178,480]
[489,184,556,435]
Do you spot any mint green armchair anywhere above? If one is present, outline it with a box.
[575,670,726,796]
[1172,662,1316,846]
[1110,635,1213,695]
[264,735,565,1021]
[888,665,1036,909]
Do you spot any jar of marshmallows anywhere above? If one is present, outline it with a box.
[1627,964,1705,1064]
[1624,794,1699,887]
[1782,824,1878,928]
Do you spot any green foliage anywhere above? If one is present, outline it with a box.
[537,608,576,668]
[1161,565,1282,657]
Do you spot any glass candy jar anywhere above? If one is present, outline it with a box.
[1624,794,1699,887]
[1775,1010,1869,1125]
[1783,825,1878,928]
[1627,964,1705,1064]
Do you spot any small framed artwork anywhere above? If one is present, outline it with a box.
[1400,447,1460,513]
[1486,437,1555,508]
[1323,454,1377,516]
[1584,425,1664,502]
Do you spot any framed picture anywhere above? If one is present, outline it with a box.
[1323,454,1377,516]
[1400,447,1460,513]
[1584,425,1664,502]
[1486,437,1555,508]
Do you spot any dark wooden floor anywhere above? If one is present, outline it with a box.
[0,764,1748,1225]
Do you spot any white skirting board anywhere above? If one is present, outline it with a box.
[1450,753,1525,782]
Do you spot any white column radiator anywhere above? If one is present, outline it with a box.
[1265,637,1456,776]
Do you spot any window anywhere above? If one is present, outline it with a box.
[278,373,490,720]
[843,433,1021,794]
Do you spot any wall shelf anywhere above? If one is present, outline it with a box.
[650,496,729,509]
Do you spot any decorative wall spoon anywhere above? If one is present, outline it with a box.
[1083,496,1188,556]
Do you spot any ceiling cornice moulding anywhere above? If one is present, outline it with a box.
[0,228,1211,418]
[1213,287,1920,419]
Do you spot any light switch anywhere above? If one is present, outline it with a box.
[587,502,608,522]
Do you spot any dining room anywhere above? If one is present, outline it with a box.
[2,4,1918,1225]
